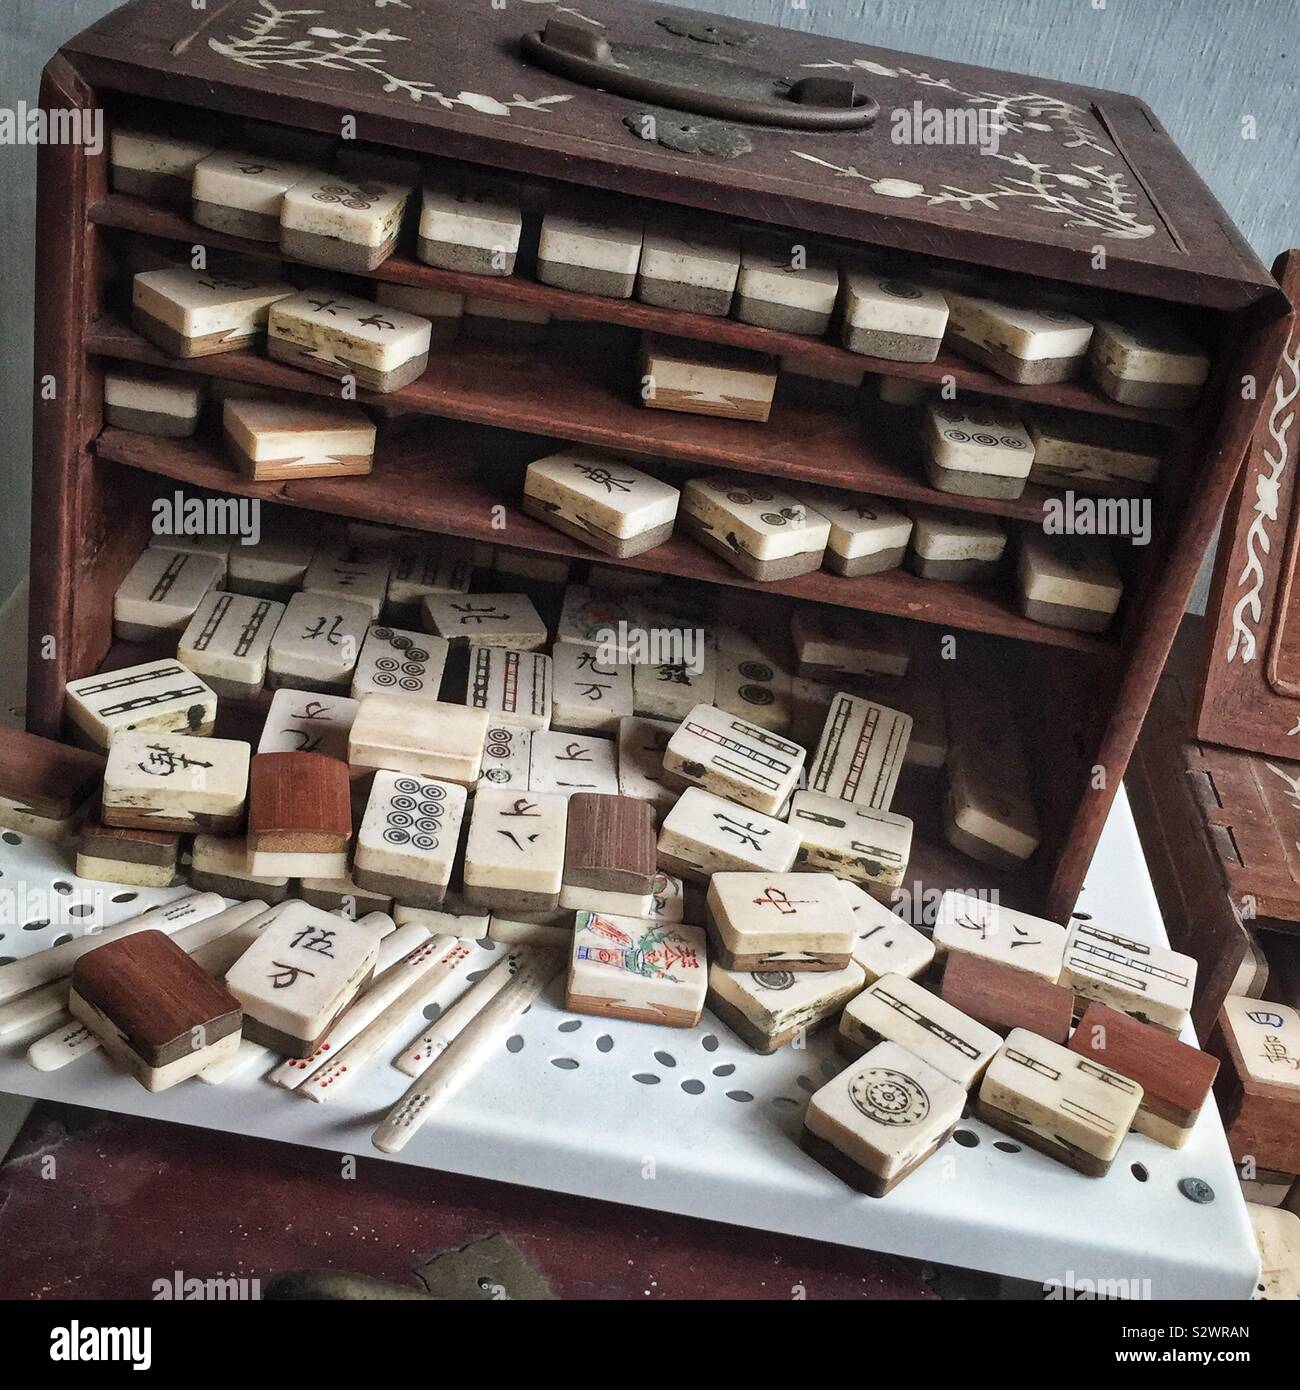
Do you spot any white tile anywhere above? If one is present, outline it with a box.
[422,591,547,651]
[477,724,533,793]
[258,688,358,760]
[132,267,294,353]
[706,871,855,968]
[529,730,619,798]
[616,715,677,818]
[662,703,805,816]
[714,653,793,734]
[787,790,913,899]
[682,474,829,565]
[658,787,798,881]
[808,692,912,810]
[268,592,372,691]
[301,541,393,619]
[632,652,716,722]
[114,548,224,640]
[65,660,217,749]
[355,770,467,904]
[387,535,474,610]
[463,788,568,910]
[348,694,488,786]
[351,624,449,700]
[550,642,633,735]
[524,448,679,557]
[934,890,1068,983]
[790,609,912,680]
[227,532,317,598]
[842,884,934,982]
[418,174,522,274]
[708,958,866,1049]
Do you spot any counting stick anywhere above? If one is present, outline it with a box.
[393,947,526,1078]
[302,938,475,1102]
[198,1038,274,1086]
[268,926,446,1089]
[374,949,561,1153]
[0,981,70,1041]
[0,892,225,1003]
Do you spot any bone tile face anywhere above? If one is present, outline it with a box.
[222,398,376,481]
[463,789,568,912]
[280,174,412,271]
[616,715,677,817]
[103,731,250,833]
[943,716,1040,868]
[556,585,647,655]
[1017,532,1122,632]
[942,289,1093,383]
[178,592,285,699]
[466,647,553,731]
[791,610,912,681]
[1026,409,1162,494]
[258,689,358,761]
[643,337,778,424]
[1060,920,1197,1031]
[807,693,912,812]
[524,448,680,558]
[663,704,805,816]
[803,1042,967,1194]
[114,548,225,642]
[268,592,372,692]
[550,642,632,735]
[111,128,217,200]
[714,654,793,734]
[418,175,522,274]
[632,654,716,723]
[659,787,799,882]
[707,871,855,970]
[682,475,830,576]
[104,370,203,437]
[709,958,865,1052]
[348,694,488,786]
[648,871,686,924]
[225,902,380,1054]
[66,660,218,748]
[352,624,449,700]
[734,233,839,334]
[132,268,294,357]
[1221,998,1300,1093]
[227,533,318,599]
[477,724,533,793]
[978,1028,1143,1173]
[192,149,312,239]
[387,535,473,612]
[529,731,619,798]
[567,912,708,1027]
[637,216,740,315]
[794,489,913,575]
[934,891,1067,983]
[301,542,393,619]
[355,770,467,907]
[840,972,1001,1088]
[841,270,949,361]
[924,403,1035,481]
[788,791,913,898]
[908,507,1007,580]
[842,884,934,981]
[269,289,432,392]
[538,197,644,298]
[422,592,547,651]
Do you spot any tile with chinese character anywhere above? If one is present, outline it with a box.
[102,731,250,833]
[523,447,680,559]
[192,148,312,241]
[529,730,619,799]
[1213,999,1300,1174]
[258,688,358,762]
[843,884,933,982]
[132,267,293,357]
[616,715,677,819]
[658,787,798,883]
[463,788,568,913]
[268,288,432,393]
[706,870,855,972]
[268,592,371,693]
[933,891,1067,984]
[422,591,547,652]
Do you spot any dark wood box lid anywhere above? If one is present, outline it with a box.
[71,928,242,1066]
[61,0,1275,307]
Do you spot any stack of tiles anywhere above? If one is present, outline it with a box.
[77,820,179,889]
[939,952,1074,1045]
[846,888,933,982]
[132,268,293,358]
[113,547,224,643]
[977,1028,1143,1176]
[110,127,217,204]
[537,197,643,297]
[907,508,1007,583]
[791,609,911,683]
[662,704,806,816]
[0,727,103,842]
[560,793,657,915]
[839,973,1001,1089]
[942,289,1093,384]
[417,175,522,275]
[708,958,866,1054]
[788,791,913,901]
[706,871,855,972]
[65,660,218,748]
[189,834,290,902]
[466,647,553,730]
[943,710,1041,868]
[636,217,740,316]
[70,930,243,1090]
[178,591,284,700]
[353,625,449,700]
[246,750,352,877]
[191,149,311,240]
[734,233,839,334]
[658,787,799,882]
[268,592,372,692]
[268,289,433,393]
[529,730,619,798]
[354,771,467,908]
[1017,533,1123,633]
[102,732,250,834]
[104,370,203,438]
[808,692,912,809]
[923,402,1036,500]
[1069,1001,1219,1148]
[1211,999,1300,1175]
[1089,310,1210,409]
[523,448,680,558]
[552,643,632,735]
[422,592,547,652]
[642,337,778,424]
[375,282,463,348]
[933,891,1067,984]
[801,1042,966,1196]
[463,788,568,913]
[223,398,376,481]
[795,490,914,577]
[225,903,379,1057]
[280,173,411,272]
[840,269,948,362]
[616,715,677,819]
[349,694,488,785]
[228,533,317,601]
[566,911,709,1028]
[1026,409,1162,496]
[1058,919,1196,1033]
[682,475,830,580]
[259,688,357,762]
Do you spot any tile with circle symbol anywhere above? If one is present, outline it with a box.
[840,267,949,362]
[708,957,866,1053]
[352,624,450,701]
[940,288,1093,385]
[280,172,413,274]
[355,770,467,909]
[476,724,533,794]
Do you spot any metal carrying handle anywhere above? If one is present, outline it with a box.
[520,20,878,131]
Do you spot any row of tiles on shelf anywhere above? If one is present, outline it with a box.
[111,122,1211,407]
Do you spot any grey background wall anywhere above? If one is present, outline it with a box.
[1,0,1295,608]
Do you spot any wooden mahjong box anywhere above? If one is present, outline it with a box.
[28,0,1292,923]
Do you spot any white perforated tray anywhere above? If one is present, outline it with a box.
[0,587,1259,1298]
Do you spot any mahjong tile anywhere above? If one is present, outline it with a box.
[567,912,708,1027]
[807,692,912,810]
[933,890,1067,984]
[523,448,680,559]
[528,730,619,798]
[267,592,372,692]
[354,770,467,908]
[280,172,412,273]
[787,790,913,901]
[662,703,805,816]
[681,474,829,581]
[422,591,547,651]
[550,641,632,734]
[466,646,553,731]
[132,267,293,358]
[65,660,218,749]
[352,624,449,700]
[177,591,285,700]
[616,715,677,818]
[658,787,799,883]
[114,547,225,643]
[102,731,250,834]
[417,174,522,275]
[258,688,358,761]
[706,870,855,971]
[708,958,865,1053]
[462,788,568,913]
